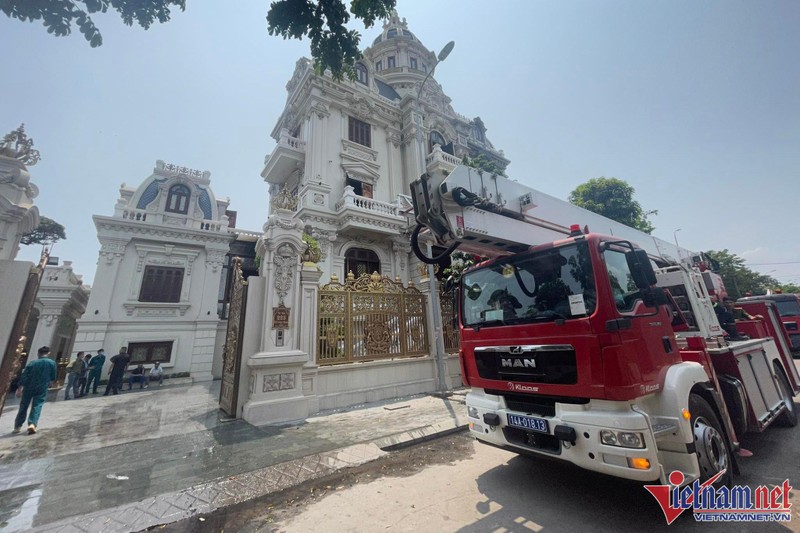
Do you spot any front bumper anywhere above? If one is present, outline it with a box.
[467,390,662,482]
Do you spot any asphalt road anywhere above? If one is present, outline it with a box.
[166,405,800,533]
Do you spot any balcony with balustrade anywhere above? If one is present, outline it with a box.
[425,144,463,174]
[120,208,227,232]
[261,128,307,185]
[334,186,408,236]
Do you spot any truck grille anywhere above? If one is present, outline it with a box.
[485,391,589,417]
[475,345,577,385]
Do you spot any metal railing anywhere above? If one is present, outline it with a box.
[317,272,429,365]
[440,288,461,353]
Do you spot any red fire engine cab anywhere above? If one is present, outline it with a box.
[410,165,798,486]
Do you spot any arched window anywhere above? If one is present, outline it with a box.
[356,63,368,85]
[345,248,380,278]
[429,131,454,155]
[165,184,191,214]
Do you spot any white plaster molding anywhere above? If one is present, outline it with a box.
[122,301,191,317]
[273,243,297,305]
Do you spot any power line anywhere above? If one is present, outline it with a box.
[746,261,800,266]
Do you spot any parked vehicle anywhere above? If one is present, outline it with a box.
[411,164,799,486]
[738,293,800,357]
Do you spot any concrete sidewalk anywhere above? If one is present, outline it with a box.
[0,380,468,532]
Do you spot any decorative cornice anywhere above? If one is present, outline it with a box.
[95,216,234,246]
[122,301,192,317]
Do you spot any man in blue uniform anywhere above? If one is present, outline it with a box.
[85,349,106,394]
[14,346,57,434]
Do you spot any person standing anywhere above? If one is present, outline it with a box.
[85,349,106,394]
[77,353,90,397]
[104,347,130,396]
[14,346,57,434]
[63,352,84,400]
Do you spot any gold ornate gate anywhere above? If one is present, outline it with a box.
[0,252,47,419]
[219,258,247,417]
[318,272,429,365]
[440,288,461,353]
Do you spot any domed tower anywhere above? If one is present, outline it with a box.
[361,11,437,97]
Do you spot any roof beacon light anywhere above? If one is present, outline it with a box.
[569,224,582,237]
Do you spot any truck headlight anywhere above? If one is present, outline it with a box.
[467,406,479,419]
[600,430,645,449]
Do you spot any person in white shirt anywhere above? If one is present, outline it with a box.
[149,361,164,386]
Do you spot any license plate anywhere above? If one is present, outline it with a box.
[507,414,549,433]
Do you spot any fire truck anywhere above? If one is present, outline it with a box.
[410,165,799,486]
[737,293,800,357]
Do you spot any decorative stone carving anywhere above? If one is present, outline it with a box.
[311,102,330,119]
[265,213,305,231]
[263,372,295,392]
[1,124,40,167]
[273,243,297,304]
[313,193,325,205]
[348,95,374,120]
[162,162,204,179]
[207,250,226,273]
[100,241,126,265]
[389,132,402,147]
[286,58,311,94]
[310,229,337,260]
[270,184,298,212]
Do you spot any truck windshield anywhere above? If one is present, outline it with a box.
[461,242,596,327]
[776,299,800,317]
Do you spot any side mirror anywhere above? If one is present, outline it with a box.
[642,287,669,308]
[466,283,482,301]
[626,249,657,289]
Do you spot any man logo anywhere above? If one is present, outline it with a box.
[501,358,536,368]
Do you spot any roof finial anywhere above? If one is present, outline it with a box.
[0,124,41,166]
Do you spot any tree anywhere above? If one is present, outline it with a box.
[20,216,66,246]
[705,249,779,300]
[4,0,394,81]
[267,0,396,80]
[462,154,506,176]
[568,177,657,234]
[776,282,800,294]
[1,0,185,47]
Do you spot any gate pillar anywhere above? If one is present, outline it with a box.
[241,209,318,425]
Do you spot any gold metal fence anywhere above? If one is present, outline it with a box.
[440,288,461,353]
[318,272,429,365]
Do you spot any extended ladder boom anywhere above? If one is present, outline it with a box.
[410,165,696,264]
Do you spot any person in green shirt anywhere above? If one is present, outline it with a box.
[14,346,57,434]
[64,352,85,400]
[85,349,106,394]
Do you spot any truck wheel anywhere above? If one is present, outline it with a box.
[774,365,798,427]
[689,394,732,487]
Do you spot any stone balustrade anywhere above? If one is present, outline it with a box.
[335,191,399,217]
[122,209,150,222]
[425,146,463,169]
[121,209,225,231]
[278,129,306,152]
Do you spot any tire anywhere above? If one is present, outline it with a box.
[689,394,733,487]
[774,364,798,428]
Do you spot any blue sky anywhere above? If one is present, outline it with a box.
[2,0,798,286]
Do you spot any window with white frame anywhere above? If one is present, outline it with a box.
[165,184,191,214]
